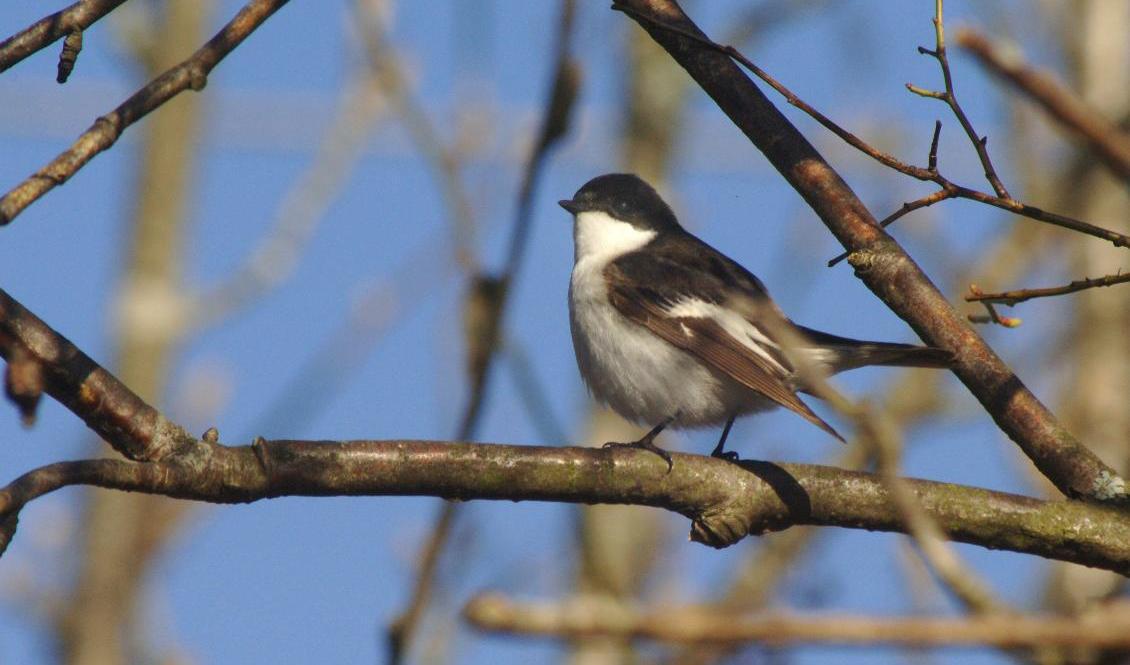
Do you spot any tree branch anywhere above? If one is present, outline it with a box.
[0,289,191,462]
[465,593,1130,648]
[966,272,1130,307]
[609,6,1130,265]
[387,3,580,660]
[0,0,129,74]
[907,0,1011,199]
[2,289,1129,572]
[0,0,290,226]
[610,0,1126,502]
[1,439,1128,573]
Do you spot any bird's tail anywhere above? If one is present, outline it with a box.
[796,327,954,374]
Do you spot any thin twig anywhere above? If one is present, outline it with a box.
[357,0,478,273]
[502,7,580,278]
[385,3,580,662]
[966,298,1021,329]
[829,189,955,267]
[967,272,1130,307]
[0,0,290,226]
[465,593,1130,648]
[609,3,1130,263]
[0,0,128,74]
[907,0,1011,199]
[956,27,1130,184]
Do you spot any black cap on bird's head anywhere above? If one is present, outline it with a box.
[558,173,681,232]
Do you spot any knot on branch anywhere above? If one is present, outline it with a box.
[187,66,208,91]
[689,466,799,549]
[145,416,198,462]
[846,244,911,284]
[1091,470,1127,502]
[845,249,877,272]
[689,505,752,548]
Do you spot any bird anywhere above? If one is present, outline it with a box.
[558,173,952,468]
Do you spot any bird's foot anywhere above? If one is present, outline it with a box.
[603,439,673,472]
[709,443,740,462]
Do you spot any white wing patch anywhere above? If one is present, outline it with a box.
[666,298,788,375]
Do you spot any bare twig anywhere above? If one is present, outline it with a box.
[907,0,1011,198]
[386,4,580,662]
[967,272,1130,307]
[612,4,1130,262]
[966,298,1021,329]
[0,0,128,74]
[611,7,1129,269]
[386,501,457,664]
[829,189,954,267]
[956,27,1130,183]
[465,593,1130,648]
[0,0,290,226]
[356,0,478,273]
[503,6,581,278]
[612,0,1126,502]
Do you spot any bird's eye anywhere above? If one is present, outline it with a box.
[615,199,629,212]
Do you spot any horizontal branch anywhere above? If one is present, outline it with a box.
[465,593,1130,648]
[0,0,128,74]
[0,0,290,226]
[967,272,1130,307]
[1,438,1129,573]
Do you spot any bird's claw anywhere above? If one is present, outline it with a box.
[603,440,673,472]
[710,448,740,462]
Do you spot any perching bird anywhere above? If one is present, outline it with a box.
[559,173,952,467]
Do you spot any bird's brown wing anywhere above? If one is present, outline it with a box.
[604,258,843,441]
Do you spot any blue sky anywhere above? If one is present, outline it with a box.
[0,1,1091,663]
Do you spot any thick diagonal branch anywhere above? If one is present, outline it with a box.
[0,289,191,461]
[612,0,1124,502]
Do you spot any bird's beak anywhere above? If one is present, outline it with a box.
[558,199,582,215]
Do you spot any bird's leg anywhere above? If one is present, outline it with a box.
[603,414,676,471]
[709,416,739,461]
